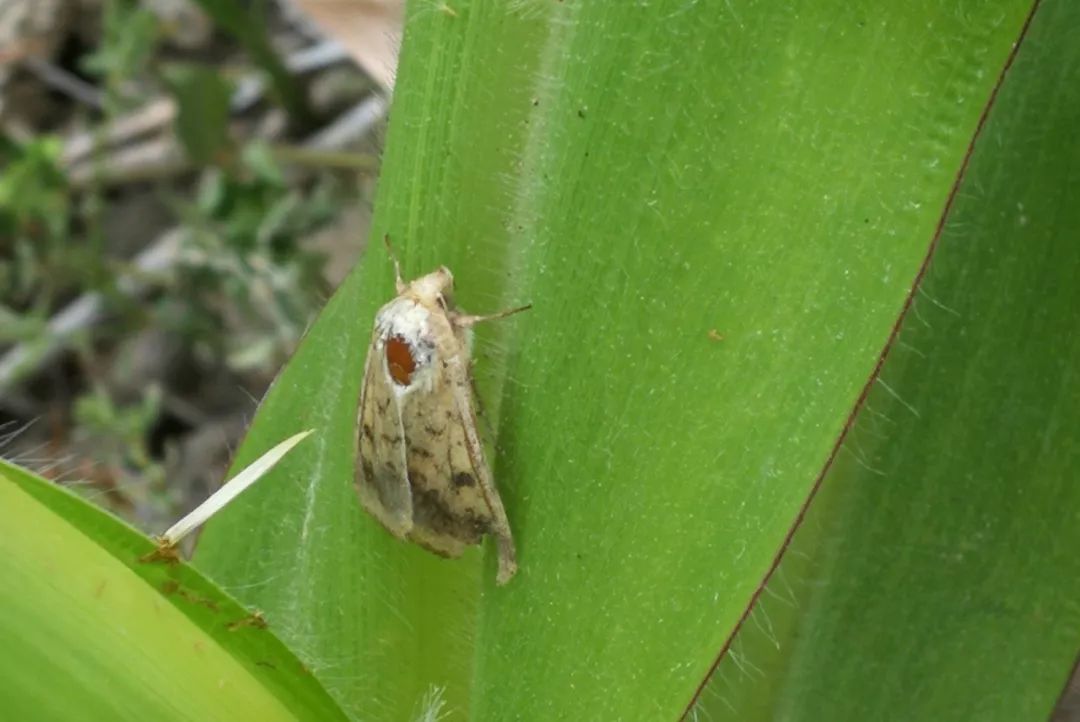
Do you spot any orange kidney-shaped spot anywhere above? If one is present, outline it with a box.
[385,335,416,386]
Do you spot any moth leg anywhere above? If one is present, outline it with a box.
[382,233,406,294]
[454,303,532,328]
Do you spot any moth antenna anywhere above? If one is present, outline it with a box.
[383,233,406,293]
[455,303,532,328]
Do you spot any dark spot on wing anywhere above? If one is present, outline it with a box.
[408,468,428,487]
[409,445,434,459]
[452,471,475,488]
[414,488,453,533]
[470,514,487,536]
[360,459,375,482]
[413,488,485,542]
[386,335,417,385]
[362,424,374,442]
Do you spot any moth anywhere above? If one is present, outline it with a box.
[355,237,529,585]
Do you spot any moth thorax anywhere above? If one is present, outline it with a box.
[385,335,417,386]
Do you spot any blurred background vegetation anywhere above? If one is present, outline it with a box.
[0,0,395,533]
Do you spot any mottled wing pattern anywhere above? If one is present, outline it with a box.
[355,333,413,537]
[450,354,518,583]
[401,352,493,557]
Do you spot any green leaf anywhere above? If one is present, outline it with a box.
[695,2,1080,719]
[191,1,1038,720]
[0,459,349,722]
[163,64,234,165]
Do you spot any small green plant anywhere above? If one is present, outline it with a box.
[0,136,73,311]
[71,384,168,515]
[162,63,234,166]
[81,0,160,113]
[170,146,345,373]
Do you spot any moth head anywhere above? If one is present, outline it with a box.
[406,266,455,308]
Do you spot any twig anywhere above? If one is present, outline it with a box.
[269,144,378,172]
[304,93,388,150]
[62,41,365,184]
[62,98,176,166]
[24,57,105,109]
[232,39,350,112]
[68,136,189,188]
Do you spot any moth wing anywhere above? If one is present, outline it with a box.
[399,372,480,557]
[448,357,518,583]
[397,355,504,554]
[355,335,413,537]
